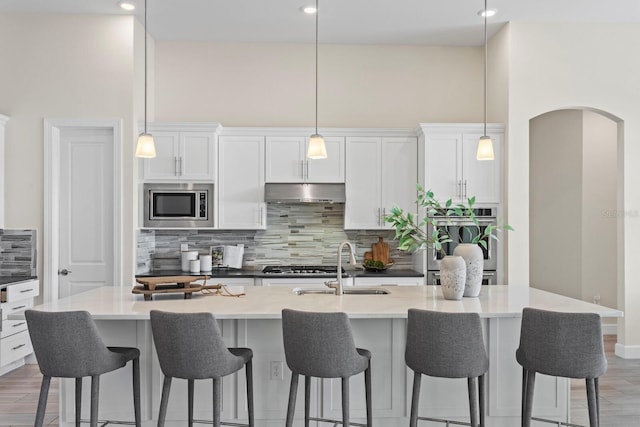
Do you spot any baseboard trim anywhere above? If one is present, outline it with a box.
[615,343,640,359]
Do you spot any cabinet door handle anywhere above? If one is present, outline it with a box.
[381,208,386,227]
[463,180,468,200]
[260,206,264,226]
[19,289,34,293]
[175,157,179,176]
[12,344,26,351]
[12,322,26,328]
[12,305,27,311]
[180,157,184,176]
[305,160,309,180]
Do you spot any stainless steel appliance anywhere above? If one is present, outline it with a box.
[262,265,345,276]
[264,183,346,203]
[143,183,213,228]
[426,207,498,285]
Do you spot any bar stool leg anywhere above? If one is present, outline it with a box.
[246,360,255,427]
[188,379,195,427]
[523,370,536,427]
[468,377,478,427]
[341,377,350,427]
[213,378,221,427]
[479,374,486,427]
[586,378,599,427]
[410,372,421,427]
[75,377,82,427]
[133,358,141,427]
[595,377,600,426]
[90,375,100,427]
[365,362,372,427]
[285,374,299,427]
[304,376,311,427]
[34,375,51,427]
[158,376,172,427]
[521,369,527,427]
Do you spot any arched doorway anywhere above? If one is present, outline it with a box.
[529,108,619,333]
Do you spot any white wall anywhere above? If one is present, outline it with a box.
[505,22,640,353]
[529,110,583,298]
[0,13,138,288]
[155,42,484,126]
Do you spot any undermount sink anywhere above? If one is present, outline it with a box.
[292,287,390,295]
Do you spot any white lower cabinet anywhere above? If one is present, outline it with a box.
[0,279,38,372]
[258,277,353,287]
[354,276,422,286]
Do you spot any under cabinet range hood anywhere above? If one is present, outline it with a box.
[264,183,346,203]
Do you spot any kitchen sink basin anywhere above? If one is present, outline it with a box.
[292,287,390,295]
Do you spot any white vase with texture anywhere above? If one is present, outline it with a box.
[439,255,466,300]
[453,243,484,297]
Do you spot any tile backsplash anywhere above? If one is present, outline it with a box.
[0,229,37,276]
[137,204,413,273]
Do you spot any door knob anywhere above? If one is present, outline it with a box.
[58,269,72,276]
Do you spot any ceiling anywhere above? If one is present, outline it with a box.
[1,0,639,46]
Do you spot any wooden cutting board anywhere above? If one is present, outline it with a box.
[371,237,390,264]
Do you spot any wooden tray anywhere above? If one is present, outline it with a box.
[135,275,210,291]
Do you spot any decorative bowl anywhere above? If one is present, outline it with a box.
[362,259,395,272]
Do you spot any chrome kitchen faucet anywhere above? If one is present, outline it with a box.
[325,241,356,295]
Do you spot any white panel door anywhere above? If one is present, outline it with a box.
[59,128,114,298]
[345,137,381,229]
[462,133,502,203]
[306,136,345,182]
[425,134,462,202]
[265,136,306,182]
[180,132,216,180]
[218,136,266,229]
[381,136,417,224]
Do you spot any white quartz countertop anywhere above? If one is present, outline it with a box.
[14,285,623,320]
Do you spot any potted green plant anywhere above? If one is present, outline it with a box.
[385,185,512,299]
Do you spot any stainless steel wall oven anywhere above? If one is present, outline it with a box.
[426,206,498,285]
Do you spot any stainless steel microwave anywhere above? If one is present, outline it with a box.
[143,183,213,228]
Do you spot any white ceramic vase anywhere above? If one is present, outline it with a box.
[439,255,466,300]
[453,243,484,297]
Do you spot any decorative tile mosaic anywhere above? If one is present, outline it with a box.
[0,229,37,276]
[136,204,413,273]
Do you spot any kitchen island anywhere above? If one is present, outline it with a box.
[16,285,622,427]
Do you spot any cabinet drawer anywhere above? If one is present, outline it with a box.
[0,330,33,367]
[1,280,39,303]
[1,319,28,339]
[1,299,34,320]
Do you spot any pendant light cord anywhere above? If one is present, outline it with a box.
[144,0,148,135]
[314,0,319,135]
[483,0,487,137]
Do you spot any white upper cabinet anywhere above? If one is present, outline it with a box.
[420,124,503,204]
[345,136,417,229]
[265,135,345,183]
[0,114,7,229]
[218,135,266,230]
[141,124,219,181]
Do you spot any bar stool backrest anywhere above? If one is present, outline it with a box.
[516,307,607,379]
[282,309,364,378]
[405,309,489,378]
[25,310,121,378]
[149,310,244,379]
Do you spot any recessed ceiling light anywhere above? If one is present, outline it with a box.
[478,8,497,18]
[302,6,317,14]
[118,1,136,11]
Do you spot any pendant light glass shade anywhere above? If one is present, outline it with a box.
[135,0,156,158]
[135,133,156,158]
[308,134,328,159]
[307,0,327,159]
[476,135,494,160]
[477,0,494,161]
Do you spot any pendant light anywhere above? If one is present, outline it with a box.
[135,0,156,158]
[307,0,328,159]
[476,0,494,161]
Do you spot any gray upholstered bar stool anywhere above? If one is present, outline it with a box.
[517,307,607,427]
[149,310,254,427]
[405,309,489,427]
[281,309,372,427]
[25,309,141,427]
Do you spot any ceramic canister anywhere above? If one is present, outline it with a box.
[181,251,199,271]
[200,254,212,272]
[189,259,201,274]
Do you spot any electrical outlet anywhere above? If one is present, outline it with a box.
[180,244,188,252]
[270,361,284,381]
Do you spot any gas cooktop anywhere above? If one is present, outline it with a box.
[262,265,345,275]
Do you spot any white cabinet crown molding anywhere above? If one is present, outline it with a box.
[416,123,505,135]
[137,121,222,133]
[220,126,416,138]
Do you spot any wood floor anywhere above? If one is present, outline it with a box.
[0,336,638,426]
